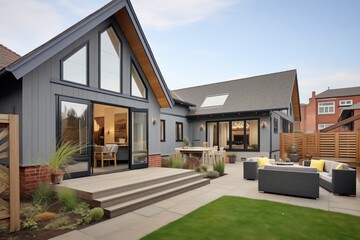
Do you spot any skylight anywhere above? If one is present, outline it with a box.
[200,94,229,108]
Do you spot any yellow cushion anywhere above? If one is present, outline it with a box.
[258,157,270,167]
[310,159,325,172]
[335,163,343,170]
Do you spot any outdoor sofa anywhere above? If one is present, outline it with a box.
[303,159,356,196]
[258,165,319,199]
[243,157,275,180]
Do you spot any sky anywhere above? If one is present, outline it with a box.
[1,0,359,104]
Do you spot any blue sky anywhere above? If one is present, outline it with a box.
[1,0,359,103]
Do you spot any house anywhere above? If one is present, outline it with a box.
[297,87,360,132]
[0,44,20,69]
[0,0,174,194]
[160,70,301,160]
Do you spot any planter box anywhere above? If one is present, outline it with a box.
[229,156,236,164]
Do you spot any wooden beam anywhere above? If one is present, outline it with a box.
[320,114,360,133]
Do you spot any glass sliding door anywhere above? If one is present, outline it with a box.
[130,109,148,169]
[58,97,91,178]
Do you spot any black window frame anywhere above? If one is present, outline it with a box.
[274,118,278,134]
[130,61,148,99]
[60,42,89,86]
[176,122,183,142]
[160,119,166,142]
[98,24,123,94]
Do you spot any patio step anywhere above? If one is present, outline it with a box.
[70,170,197,200]
[93,173,205,208]
[104,178,210,218]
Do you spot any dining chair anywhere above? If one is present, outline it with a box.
[93,144,118,168]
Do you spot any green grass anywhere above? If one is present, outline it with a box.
[142,196,360,240]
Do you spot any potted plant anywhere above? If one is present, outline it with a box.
[289,144,299,162]
[227,153,236,163]
[45,141,82,184]
[182,136,190,149]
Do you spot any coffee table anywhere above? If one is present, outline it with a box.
[273,161,294,166]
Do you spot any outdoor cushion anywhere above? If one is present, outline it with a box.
[324,160,335,172]
[335,163,343,170]
[258,157,270,167]
[263,165,317,173]
[319,173,332,183]
[310,159,325,172]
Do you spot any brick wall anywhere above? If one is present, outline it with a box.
[148,154,161,167]
[20,166,51,198]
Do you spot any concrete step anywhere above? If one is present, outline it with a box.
[104,178,210,218]
[94,174,204,208]
[91,170,196,199]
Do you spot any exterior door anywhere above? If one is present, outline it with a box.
[130,109,148,169]
[57,96,91,178]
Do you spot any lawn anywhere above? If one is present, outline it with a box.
[142,196,360,240]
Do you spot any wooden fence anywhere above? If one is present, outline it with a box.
[0,114,20,232]
[280,132,360,165]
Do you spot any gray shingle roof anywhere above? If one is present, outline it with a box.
[342,102,360,110]
[316,86,360,99]
[172,69,297,116]
[0,44,20,69]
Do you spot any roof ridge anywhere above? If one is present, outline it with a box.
[0,44,21,57]
[172,69,296,91]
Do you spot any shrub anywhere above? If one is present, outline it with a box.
[32,183,53,206]
[168,155,184,169]
[199,169,207,178]
[22,219,38,230]
[207,170,219,179]
[45,215,76,230]
[73,202,91,224]
[200,164,208,172]
[57,188,79,212]
[213,160,225,176]
[20,203,42,219]
[90,207,104,222]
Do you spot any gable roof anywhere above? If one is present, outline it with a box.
[172,69,301,121]
[316,86,360,99]
[0,0,173,108]
[0,44,20,69]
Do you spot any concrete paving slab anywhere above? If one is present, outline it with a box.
[50,230,95,240]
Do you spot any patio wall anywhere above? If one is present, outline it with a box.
[280,132,360,164]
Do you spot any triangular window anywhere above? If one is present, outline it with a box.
[131,64,146,98]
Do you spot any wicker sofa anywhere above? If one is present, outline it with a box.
[303,160,356,196]
[258,165,319,199]
[243,157,275,180]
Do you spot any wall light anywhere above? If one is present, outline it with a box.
[261,121,267,128]
[200,124,204,131]
[107,129,110,134]
[152,116,156,125]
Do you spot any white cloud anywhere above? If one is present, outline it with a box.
[131,0,237,30]
[299,71,360,103]
[0,0,108,55]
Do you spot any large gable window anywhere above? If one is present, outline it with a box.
[201,94,229,108]
[62,44,87,85]
[100,26,121,92]
[131,64,147,98]
[318,101,335,115]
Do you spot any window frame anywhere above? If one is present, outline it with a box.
[339,99,353,106]
[318,101,335,115]
[130,61,148,99]
[98,25,123,94]
[274,118,278,134]
[205,119,260,152]
[318,123,334,130]
[175,122,183,142]
[60,42,89,86]
[160,119,166,142]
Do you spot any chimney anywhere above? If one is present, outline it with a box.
[312,91,316,99]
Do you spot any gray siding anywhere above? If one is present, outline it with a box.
[160,105,189,155]
[20,18,161,166]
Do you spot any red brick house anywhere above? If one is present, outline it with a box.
[297,87,360,132]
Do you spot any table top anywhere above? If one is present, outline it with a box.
[178,147,211,153]
[273,161,294,166]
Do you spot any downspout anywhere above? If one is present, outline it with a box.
[269,112,272,158]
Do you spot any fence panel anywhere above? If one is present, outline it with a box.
[0,114,20,232]
[280,132,359,165]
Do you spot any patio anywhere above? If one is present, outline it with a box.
[51,162,360,240]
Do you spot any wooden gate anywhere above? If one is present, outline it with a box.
[0,114,20,232]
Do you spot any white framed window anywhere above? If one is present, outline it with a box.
[318,123,333,130]
[339,99,353,106]
[318,101,335,114]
